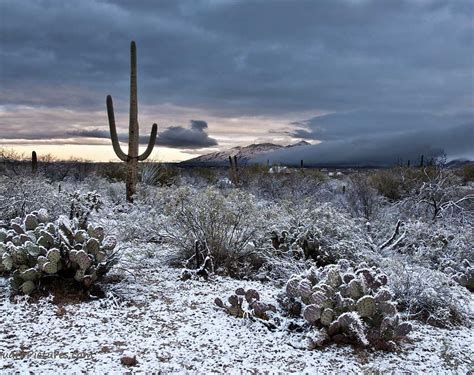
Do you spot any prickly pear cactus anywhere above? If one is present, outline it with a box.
[0,210,120,295]
[280,259,412,350]
[445,259,474,292]
[215,287,277,324]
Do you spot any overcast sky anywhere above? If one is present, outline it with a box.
[0,0,472,162]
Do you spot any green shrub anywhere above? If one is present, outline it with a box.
[458,164,474,183]
[370,169,402,200]
[97,162,127,182]
[191,167,218,184]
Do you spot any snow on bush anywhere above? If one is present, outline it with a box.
[374,219,474,290]
[396,165,474,222]
[344,174,383,221]
[384,260,471,327]
[269,202,375,265]
[160,186,276,277]
[244,170,326,202]
[0,175,67,222]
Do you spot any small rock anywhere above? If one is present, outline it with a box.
[180,269,192,281]
[121,355,137,367]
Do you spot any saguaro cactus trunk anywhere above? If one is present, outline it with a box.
[31,151,38,174]
[106,41,157,202]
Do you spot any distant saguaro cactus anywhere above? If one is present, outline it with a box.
[31,151,38,174]
[106,41,157,202]
[233,155,239,176]
[228,155,240,185]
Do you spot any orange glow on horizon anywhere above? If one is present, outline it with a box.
[1,144,197,163]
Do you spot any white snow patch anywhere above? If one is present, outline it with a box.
[1,245,473,373]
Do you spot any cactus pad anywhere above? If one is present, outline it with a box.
[303,304,321,323]
[356,295,376,317]
[20,280,36,295]
[320,308,334,326]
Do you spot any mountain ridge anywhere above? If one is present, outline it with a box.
[181,141,310,166]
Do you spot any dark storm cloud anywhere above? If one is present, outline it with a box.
[290,111,474,141]
[1,0,472,113]
[0,0,472,157]
[284,109,474,161]
[254,123,474,167]
[69,120,217,149]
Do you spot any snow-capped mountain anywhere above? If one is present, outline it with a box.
[181,141,310,166]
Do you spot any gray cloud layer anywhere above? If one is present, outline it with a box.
[0,0,472,158]
[156,120,218,148]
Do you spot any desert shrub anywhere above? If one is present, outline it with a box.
[303,168,328,183]
[104,182,127,205]
[400,180,473,222]
[268,202,374,267]
[256,252,312,285]
[0,210,119,295]
[161,186,273,277]
[279,260,412,350]
[248,173,287,200]
[345,174,382,220]
[239,164,268,183]
[177,167,221,188]
[97,162,127,182]
[380,220,474,274]
[110,202,163,244]
[190,167,218,184]
[0,175,68,222]
[68,191,103,229]
[0,148,30,176]
[458,163,474,183]
[139,162,180,186]
[395,162,474,222]
[104,185,178,244]
[40,160,96,182]
[370,169,402,201]
[246,171,325,202]
[384,260,470,327]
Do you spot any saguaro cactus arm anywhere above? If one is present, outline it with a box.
[106,95,128,162]
[138,123,158,161]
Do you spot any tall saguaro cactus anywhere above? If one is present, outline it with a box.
[106,41,157,202]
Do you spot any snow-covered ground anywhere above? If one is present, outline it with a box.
[1,244,472,374]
